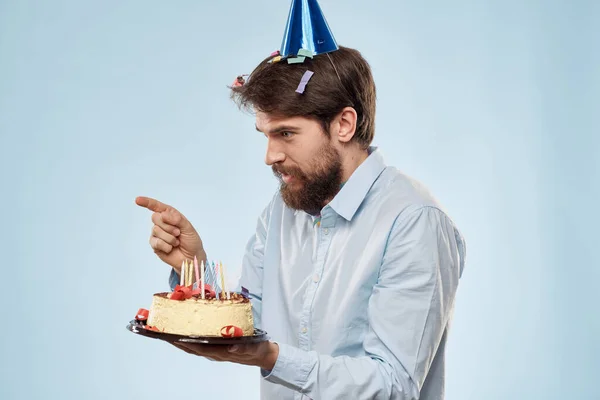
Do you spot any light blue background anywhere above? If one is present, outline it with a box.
[1,1,598,399]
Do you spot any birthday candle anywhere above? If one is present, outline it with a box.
[222,262,230,300]
[205,260,211,287]
[184,260,188,286]
[184,260,189,286]
[194,256,200,290]
[200,259,205,299]
[190,260,194,287]
[219,261,226,300]
[212,261,218,298]
[180,260,185,286]
[204,260,210,287]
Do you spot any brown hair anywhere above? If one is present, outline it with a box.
[230,46,376,149]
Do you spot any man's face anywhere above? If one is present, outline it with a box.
[255,112,343,214]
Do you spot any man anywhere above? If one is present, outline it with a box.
[135,2,466,399]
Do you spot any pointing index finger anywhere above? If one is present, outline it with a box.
[135,196,169,212]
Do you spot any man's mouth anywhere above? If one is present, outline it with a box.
[281,173,294,184]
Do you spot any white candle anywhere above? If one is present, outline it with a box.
[224,263,230,300]
[180,260,185,286]
[187,260,192,286]
[193,256,200,290]
[219,261,230,300]
[200,260,205,299]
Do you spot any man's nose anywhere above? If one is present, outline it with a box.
[265,140,285,165]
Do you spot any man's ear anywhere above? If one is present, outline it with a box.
[335,107,357,144]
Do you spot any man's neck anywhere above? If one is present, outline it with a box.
[341,148,369,182]
[319,148,370,210]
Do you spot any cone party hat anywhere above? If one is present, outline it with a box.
[279,0,339,58]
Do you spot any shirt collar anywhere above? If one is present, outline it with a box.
[326,146,387,221]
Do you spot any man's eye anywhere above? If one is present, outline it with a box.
[281,131,293,138]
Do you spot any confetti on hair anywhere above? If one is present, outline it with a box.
[297,48,314,58]
[230,74,248,88]
[295,70,314,94]
[287,56,306,64]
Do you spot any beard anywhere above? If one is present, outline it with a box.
[272,142,344,215]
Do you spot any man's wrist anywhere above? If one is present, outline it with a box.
[259,342,279,370]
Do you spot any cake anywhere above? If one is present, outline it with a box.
[133,258,254,338]
[144,286,254,337]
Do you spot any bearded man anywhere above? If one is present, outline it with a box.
[135,4,466,398]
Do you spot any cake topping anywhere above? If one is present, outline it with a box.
[197,282,216,298]
[220,325,243,337]
[144,325,160,332]
[172,284,203,299]
[135,308,149,321]
[155,289,249,303]
[169,283,219,301]
[170,284,194,300]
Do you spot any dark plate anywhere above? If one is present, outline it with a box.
[126,320,269,345]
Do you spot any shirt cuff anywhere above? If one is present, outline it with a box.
[260,342,315,392]
[168,268,179,291]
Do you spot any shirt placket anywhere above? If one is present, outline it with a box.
[296,209,336,400]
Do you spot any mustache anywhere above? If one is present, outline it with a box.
[272,165,303,179]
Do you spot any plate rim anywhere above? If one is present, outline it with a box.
[126,320,269,345]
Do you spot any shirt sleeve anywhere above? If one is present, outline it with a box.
[261,206,466,399]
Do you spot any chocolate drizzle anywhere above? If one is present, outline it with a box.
[155,292,250,303]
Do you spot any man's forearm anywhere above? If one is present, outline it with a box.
[261,342,419,400]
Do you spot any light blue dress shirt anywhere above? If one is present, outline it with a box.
[170,147,466,399]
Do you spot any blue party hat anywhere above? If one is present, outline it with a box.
[280,0,339,58]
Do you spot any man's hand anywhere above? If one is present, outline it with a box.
[135,196,207,272]
[171,341,280,371]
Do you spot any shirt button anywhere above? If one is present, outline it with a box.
[313,274,320,283]
[301,327,308,333]
[323,228,329,235]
